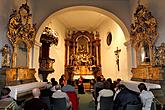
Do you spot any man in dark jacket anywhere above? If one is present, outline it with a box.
[24,88,49,110]
[113,84,141,110]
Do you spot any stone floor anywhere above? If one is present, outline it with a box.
[78,92,95,110]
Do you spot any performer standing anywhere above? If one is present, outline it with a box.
[77,76,85,94]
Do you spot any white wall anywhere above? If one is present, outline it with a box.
[98,18,128,81]
[34,17,66,82]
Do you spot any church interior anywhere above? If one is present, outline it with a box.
[0,0,165,109]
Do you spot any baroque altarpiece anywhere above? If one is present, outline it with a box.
[64,31,101,80]
[0,2,36,86]
[131,4,165,82]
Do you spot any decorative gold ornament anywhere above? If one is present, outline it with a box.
[131,4,158,66]
[40,27,58,46]
[7,2,36,47]
[131,4,158,47]
[154,43,165,66]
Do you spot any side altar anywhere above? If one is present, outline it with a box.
[0,2,49,100]
[65,31,101,80]
[130,4,164,82]
[0,2,37,89]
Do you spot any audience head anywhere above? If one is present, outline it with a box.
[100,75,105,81]
[107,78,112,84]
[52,81,58,86]
[32,88,41,98]
[117,78,121,83]
[96,76,102,82]
[138,83,147,92]
[67,79,72,85]
[55,85,61,90]
[61,74,65,80]
[117,84,127,91]
[51,78,56,83]
[103,81,110,89]
[1,87,11,98]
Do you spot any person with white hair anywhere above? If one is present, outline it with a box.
[24,88,48,110]
[52,85,72,109]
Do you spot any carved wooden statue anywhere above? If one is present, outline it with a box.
[1,44,11,67]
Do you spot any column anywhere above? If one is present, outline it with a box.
[65,40,70,66]
[96,46,99,65]
[73,42,75,55]
[95,39,100,66]
[0,51,2,68]
[90,42,92,55]
[124,40,133,74]
[67,45,70,65]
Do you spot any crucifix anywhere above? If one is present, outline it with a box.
[114,47,121,71]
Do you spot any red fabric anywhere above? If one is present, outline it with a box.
[66,91,79,110]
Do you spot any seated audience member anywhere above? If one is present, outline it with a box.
[113,78,122,99]
[94,76,104,98]
[100,75,105,82]
[52,85,72,109]
[113,78,121,89]
[50,80,58,92]
[46,78,56,89]
[24,88,48,110]
[113,84,141,110]
[66,91,79,110]
[97,81,114,110]
[0,87,19,110]
[59,74,66,87]
[138,83,154,110]
[62,79,76,92]
[41,78,58,98]
[90,79,95,90]
[107,78,115,93]
[93,76,103,109]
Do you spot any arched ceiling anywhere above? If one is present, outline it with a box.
[36,6,130,42]
[53,10,110,31]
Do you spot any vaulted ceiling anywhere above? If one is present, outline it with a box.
[55,10,109,31]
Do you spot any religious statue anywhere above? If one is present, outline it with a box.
[114,47,121,71]
[1,44,11,67]
[154,42,165,66]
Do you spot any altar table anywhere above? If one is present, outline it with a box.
[73,74,94,80]
[7,82,47,100]
[120,80,161,92]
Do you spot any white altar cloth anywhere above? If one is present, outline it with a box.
[120,80,161,93]
[7,82,47,100]
[73,74,94,80]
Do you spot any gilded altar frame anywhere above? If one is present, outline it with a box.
[7,3,36,68]
[64,31,101,80]
[130,4,163,81]
[131,4,158,67]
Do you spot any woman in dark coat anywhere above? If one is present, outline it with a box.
[77,76,85,94]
